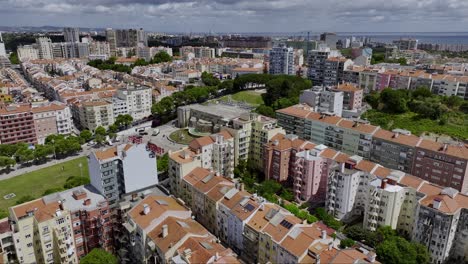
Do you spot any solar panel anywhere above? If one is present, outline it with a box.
[156,199,168,205]
[200,242,213,250]
[202,174,214,183]
[280,219,293,229]
[245,203,255,212]
[176,221,189,228]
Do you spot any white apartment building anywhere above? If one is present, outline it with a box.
[364,177,407,231]
[88,143,158,208]
[300,86,344,117]
[269,45,294,75]
[114,84,152,121]
[0,32,6,57]
[36,37,54,60]
[17,45,39,61]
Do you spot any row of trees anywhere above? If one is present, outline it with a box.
[0,136,82,170]
[344,225,430,264]
[87,51,173,73]
[151,86,218,116]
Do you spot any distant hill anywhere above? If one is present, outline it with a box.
[0,26,106,33]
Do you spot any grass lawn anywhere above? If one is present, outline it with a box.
[219,91,264,106]
[363,110,468,139]
[169,129,196,145]
[0,156,89,213]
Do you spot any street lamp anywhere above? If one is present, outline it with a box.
[52,139,57,164]
[78,163,83,178]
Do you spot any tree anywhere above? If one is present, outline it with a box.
[16,148,34,163]
[95,134,105,145]
[80,248,118,264]
[115,114,133,127]
[256,105,275,117]
[94,126,107,137]
[151,51,172,64]
[460,101,468,114]
[64,176,90,189]
[380,88,409,113]
[108,124,118,134]
[201,71,221,87]
[33,144,53,162]
[0,156,16,169]
[157,153,169,173]
[340,238,356,249]
[16,195,35,205]
[80,130,93,142]
[411,87,433,99]
[365,92,381,109]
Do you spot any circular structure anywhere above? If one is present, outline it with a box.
[188,128,211,137]
[169,129,198,145]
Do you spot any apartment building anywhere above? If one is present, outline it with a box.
[249,114,285,170]
[9,197,77,264]
[268,45,294,75]
[263,133,314,183]
[63,27,80,43]
[363,177,407,231]
[179,167,235,234]
[221,113,253,163]
[0,104,37,145]
[88,143,158,209]
[371,129,421,173]
[323,57,353,86]
[412,139,468,193]
[333,83,363,111]
[299,86,344,117]
[393,38,418,50]
[276,104,468,192]
[32,101,72,144]
[17,45,39,61]
[36,37,54,60]
[78,100,114,131]
[412,185,468,264]
[114,84,152,121]
[118,195,238,264]
[168,149,203,195]
[307,47,338,86]
[0,218,15,263]
[293,145,334,204]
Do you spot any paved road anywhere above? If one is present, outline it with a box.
[0,120,186,181]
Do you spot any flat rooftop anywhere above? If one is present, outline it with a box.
[182,103,250,120]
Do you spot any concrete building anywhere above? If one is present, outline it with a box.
[114,84,152,121]
[393,38,418,50]
[249,114,285,170]
[88,40,111,60]
[36,37,54,60]
[43,185,113,259]
[137,28,147,46]
[116,29,138,48]
[0,218,15,263]
[32,101,72,144]
[364,177,407,231]
[63,27,80,43]
[307,46,341,86]
[332,83,363,111]
[0,104,37,144]
[105,28,117,56]
[118,195,238,264]
[9,197,77,264]
[0,32,6,57]
[412,139,468,193]
[320,32,338,49]
[88,143,158,209]
[323,57,353,86]
[299,86,344,117]
[269,45,294,75]
[78,100,114,131]
[17,45,39,61]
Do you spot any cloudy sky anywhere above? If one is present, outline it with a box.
[1,0,468,32]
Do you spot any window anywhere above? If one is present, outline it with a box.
[56,218,65,225]
[27,243,33,247]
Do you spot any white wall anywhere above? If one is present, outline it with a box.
[122,144,158,193]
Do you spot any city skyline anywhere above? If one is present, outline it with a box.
[2,0,468,32]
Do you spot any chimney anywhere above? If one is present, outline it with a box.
[328,242,333,251]
[143,204,150,215]
[83,199,91,206]
[393,132,399,138]
[259,204,264,211]
[215,252,220,261]
[433,198,442,210]
[367,252,376,263]
[321,230,327,240]
[58,200,64,210]
[162,224,168,238]
[380,179,388,189]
